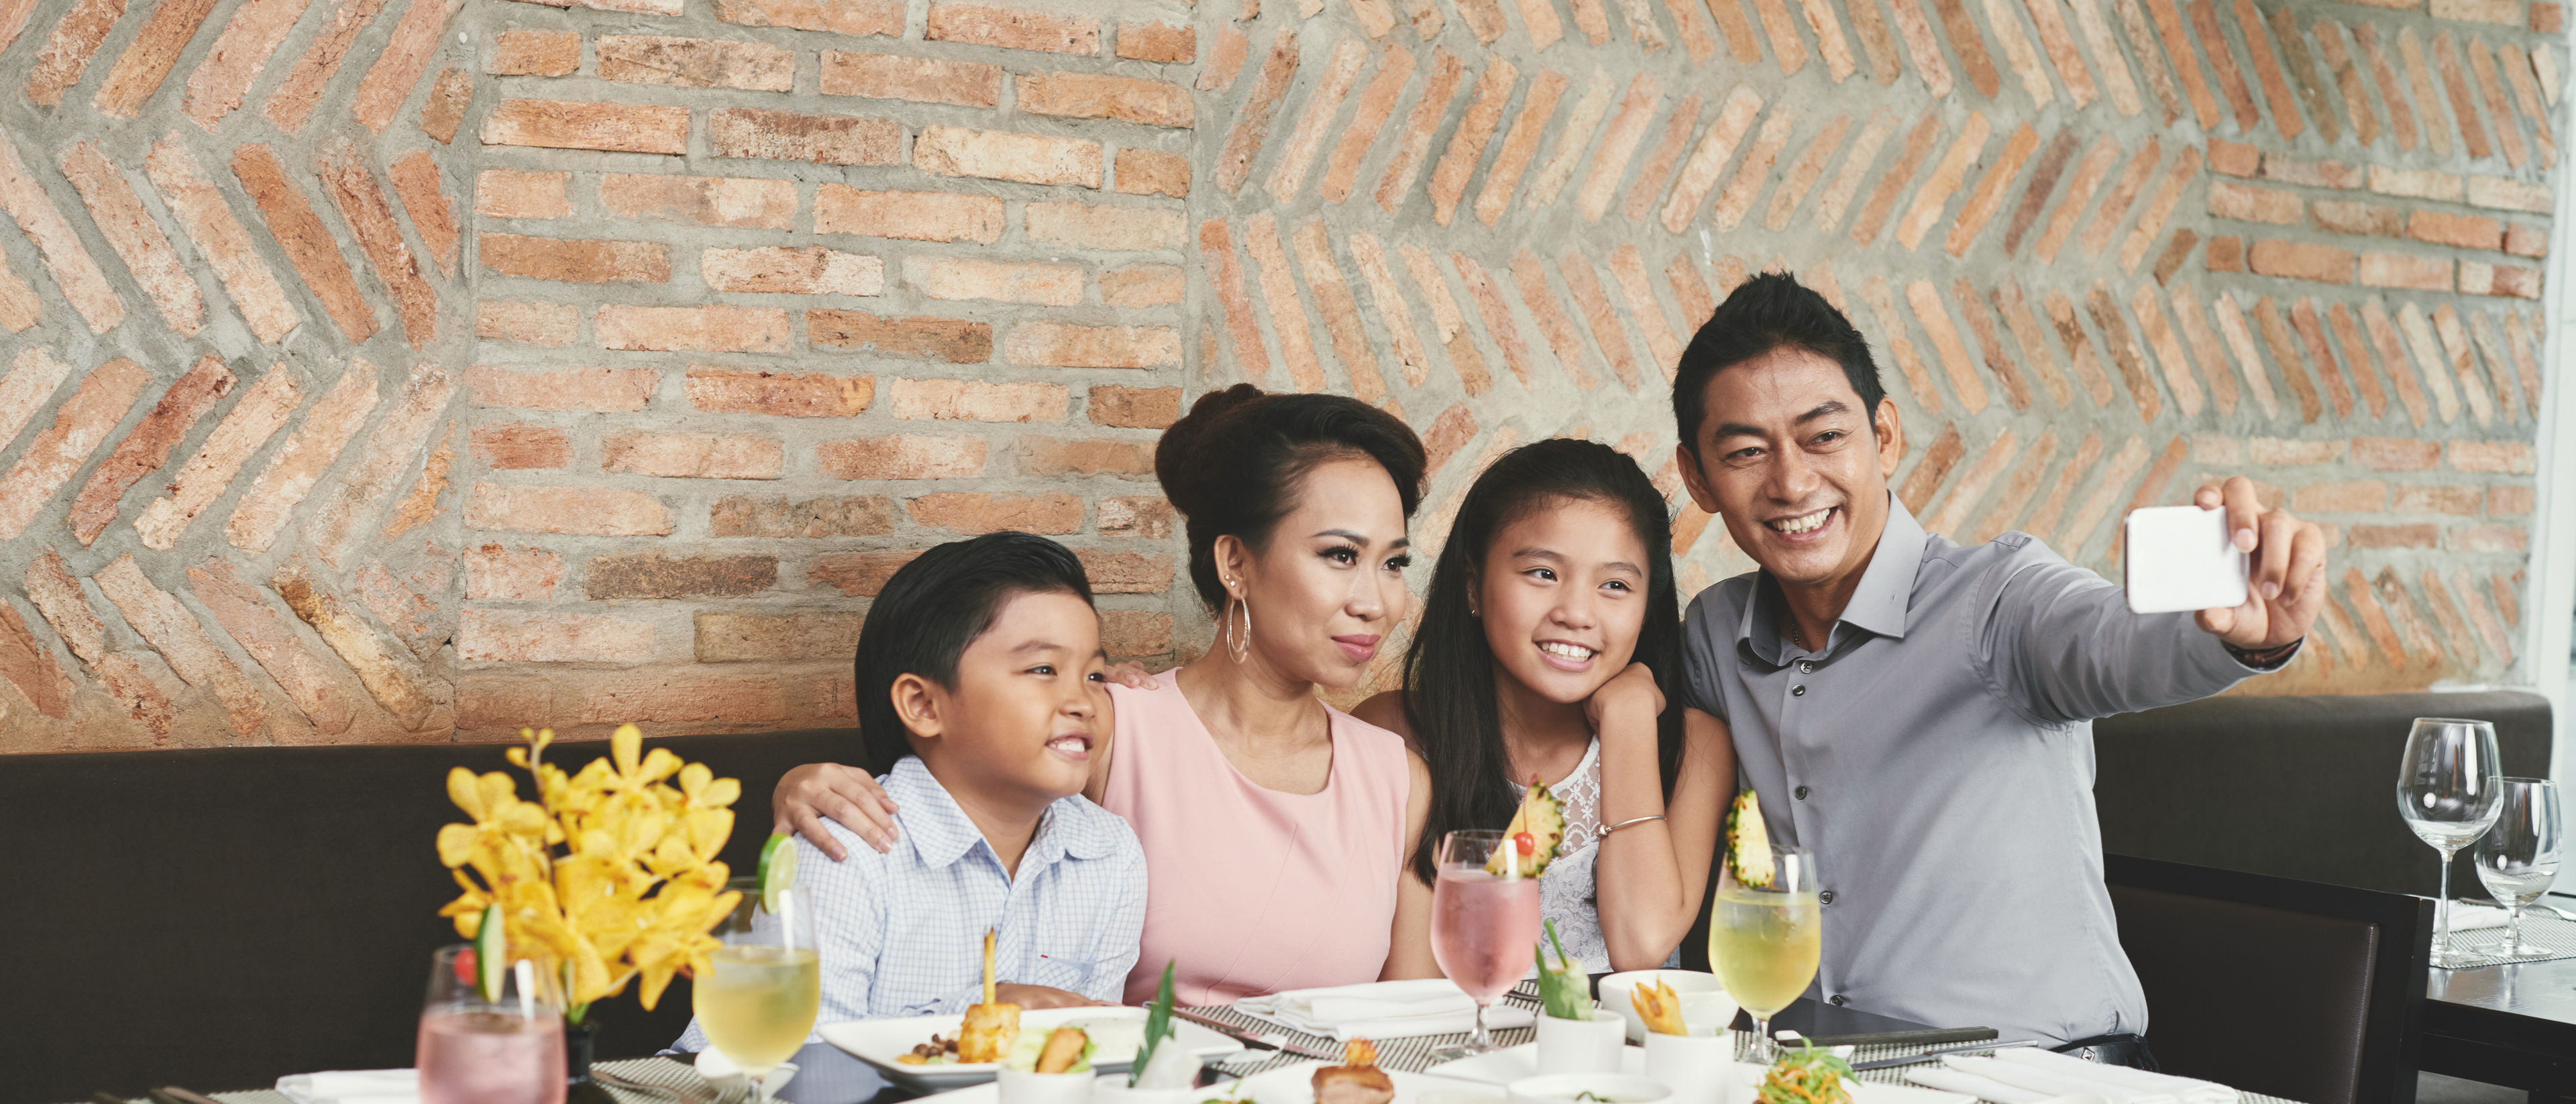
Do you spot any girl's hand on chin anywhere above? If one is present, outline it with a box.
[1582,661,1665,735]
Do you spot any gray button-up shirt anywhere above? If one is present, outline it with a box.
[1682,495,2269,1044]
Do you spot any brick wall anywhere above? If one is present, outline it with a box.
[0,0,2559,751]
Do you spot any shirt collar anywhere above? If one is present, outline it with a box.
[883,757,1121,871]
[1735,491,1927,663]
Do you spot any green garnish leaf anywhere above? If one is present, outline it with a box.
[1130,960,1178,1087]
[1534,919,1591,1019]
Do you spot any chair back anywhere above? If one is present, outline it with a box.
[0,728,857,1104]
[2105,854,2429,1104]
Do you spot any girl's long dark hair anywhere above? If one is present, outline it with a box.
[1403,439,1686,886]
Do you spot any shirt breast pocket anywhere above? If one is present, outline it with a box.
[1019,874,1110,995]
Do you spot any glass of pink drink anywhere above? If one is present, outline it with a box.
[1429,829,1543,1061]
[417,945,568,1104]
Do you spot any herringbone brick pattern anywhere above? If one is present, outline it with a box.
[0,0,2558,749]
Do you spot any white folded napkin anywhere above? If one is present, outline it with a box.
[1945,1056,2174,1104]
[1903,1066,2057,1104]
[2443,903,2514,931]
[1994,1046,2238,1104]
[1236,979,1537,1040]
[276,1069,419,1104]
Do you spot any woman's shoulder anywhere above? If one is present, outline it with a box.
[1326,697,1417,766]
[1348,689,1413,738]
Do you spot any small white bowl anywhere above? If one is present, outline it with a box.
[1000,1068,1098,1104]
[1641,1033,1732,1104]
[1507,1074,1675,1104]
[1597,971,1729,1042]
[1534,1010,1627,1075]
[1093,1076,1196,1104]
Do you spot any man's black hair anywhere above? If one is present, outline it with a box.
[853,532,1095,775]
[1671,272,1887,454]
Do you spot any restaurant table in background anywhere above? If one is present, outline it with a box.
[2422,891,2576,1102]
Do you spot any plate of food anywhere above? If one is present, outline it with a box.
[822,934,1244,1089]
[1222,1043,1503,1104]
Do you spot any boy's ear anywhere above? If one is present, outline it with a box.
[890,673,945,741]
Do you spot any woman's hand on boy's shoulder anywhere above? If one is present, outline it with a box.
[775,761,900,860]
[996,983,1112,1009]
[1583,662,1666,738]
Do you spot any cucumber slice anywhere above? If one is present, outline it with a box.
[474,901,506,1003]
[757,832,796,914]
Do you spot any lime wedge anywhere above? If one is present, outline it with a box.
[474,902,506,1003]
[757,832,796,914]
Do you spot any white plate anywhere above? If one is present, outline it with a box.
[1723,1062,1976,1104]
[822,1006,1248,1090]
[908,1064,1504,1104]
[1427,1042,1649,1083]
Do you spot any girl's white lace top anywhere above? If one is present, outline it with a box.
[1511,737,1684,974]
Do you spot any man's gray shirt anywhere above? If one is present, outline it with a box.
[1682,495,2271,1044]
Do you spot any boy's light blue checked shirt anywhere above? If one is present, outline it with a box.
[676,756,1148,1051]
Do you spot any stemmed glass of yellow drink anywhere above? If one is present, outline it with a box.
[1708,846,1821,1063]
[696,878,821,1097]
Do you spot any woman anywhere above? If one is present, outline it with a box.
[1355,439,1732,972]
[771,384,1438,1003]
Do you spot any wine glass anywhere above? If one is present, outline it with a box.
[2473,778,2562,957]
[418,946,568,1104]
[695,879,820,1097]
[1709,847,1821,1064]
[2397,718,2505,968]
[1428,829,1543,1060]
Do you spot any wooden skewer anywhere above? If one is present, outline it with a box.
[981,927,997,1006]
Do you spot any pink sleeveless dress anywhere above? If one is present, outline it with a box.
[1102,676,1413,1006]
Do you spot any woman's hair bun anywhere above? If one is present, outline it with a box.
[1146,384,1426,610]
[1152,383,1268,520]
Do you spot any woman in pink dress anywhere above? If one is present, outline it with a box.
[771,384,1440,1004]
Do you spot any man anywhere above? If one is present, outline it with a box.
[1674,274,2325,1048]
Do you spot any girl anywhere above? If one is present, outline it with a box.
[1356,439,1733,972]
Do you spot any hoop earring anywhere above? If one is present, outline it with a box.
[1226,598,1252,664]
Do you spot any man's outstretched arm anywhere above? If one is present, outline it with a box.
[1987,476,2327,724]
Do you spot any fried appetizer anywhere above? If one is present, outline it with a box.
[1629,979,1687,1036]
[1311,1039,1395,1104]
[959,928,1022,1063]
[1033,1026,1091,1074]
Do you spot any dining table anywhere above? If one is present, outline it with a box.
[2419,891,2576,1103]
[115,989,2306,1104]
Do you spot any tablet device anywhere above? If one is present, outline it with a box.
[2123,505,2249,614]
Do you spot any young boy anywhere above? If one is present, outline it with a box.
[677,533,1145,1052]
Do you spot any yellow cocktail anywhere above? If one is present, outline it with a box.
[1709,887,1821,1017]
[694,944,821,1074]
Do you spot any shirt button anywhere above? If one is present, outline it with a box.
[1819,890,1837,905]
[1799,661,1815,673]
[1830,995,1847,1007]
[1791,685,1807,697]
[1794,785,1810,800]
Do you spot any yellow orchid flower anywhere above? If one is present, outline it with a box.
[431,721,748,1022]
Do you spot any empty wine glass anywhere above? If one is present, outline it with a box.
[2473,778,2562,957]
[2397,718,2504,968]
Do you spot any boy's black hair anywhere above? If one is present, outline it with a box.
[853,532,1095,775]
[1671,272,1886,455]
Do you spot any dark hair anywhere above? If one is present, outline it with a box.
[1401,439,1687,885]
[853,533,1095,775]
[1672,272,1886,455]
[1154,384,1428,610]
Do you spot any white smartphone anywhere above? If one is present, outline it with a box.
[2123,505,2249,614]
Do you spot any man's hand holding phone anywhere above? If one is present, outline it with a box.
[2127,476,2326,655]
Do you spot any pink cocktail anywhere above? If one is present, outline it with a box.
[1430,830,1543,1060]
[417,1009,567,1104]
[1432,869,1544,1002]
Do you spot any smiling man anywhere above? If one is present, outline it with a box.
[1672,274,2327,1050]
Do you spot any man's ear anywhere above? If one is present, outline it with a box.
[1676,441,1721,514]
[1874,398,1904,478]
[890,673,945,741]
